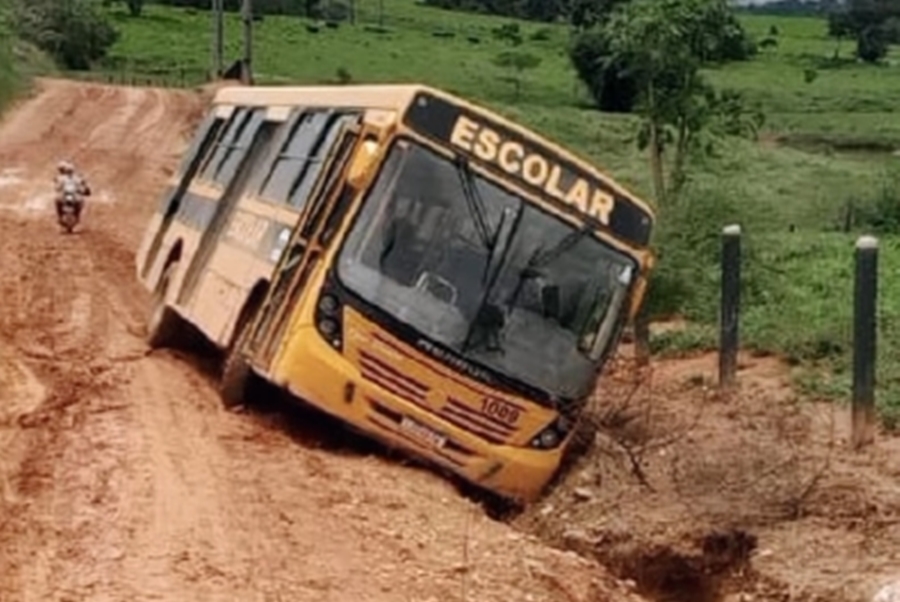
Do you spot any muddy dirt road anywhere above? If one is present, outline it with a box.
[0,80,644,602]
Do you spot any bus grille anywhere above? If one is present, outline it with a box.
[437,398,515,445]
[358,351,518,445]
[359,351,430,406]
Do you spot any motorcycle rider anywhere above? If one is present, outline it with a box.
[54,160,91,221]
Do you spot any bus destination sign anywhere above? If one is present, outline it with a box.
[403,92,653,247]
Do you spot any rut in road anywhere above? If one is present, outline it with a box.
[0,79,647,602]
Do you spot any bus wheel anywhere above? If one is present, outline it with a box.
[219,313,254,411]
[147,262,182,350]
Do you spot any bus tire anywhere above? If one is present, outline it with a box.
[219,311,254,411]
[147,262,182,350]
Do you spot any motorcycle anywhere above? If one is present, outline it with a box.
[57,181,83,234]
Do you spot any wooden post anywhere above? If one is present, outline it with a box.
[241,0,254,85]
[211,0,224,78]
[719,224,741,389]
[852,235,878,450]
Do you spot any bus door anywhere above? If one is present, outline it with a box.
[246,119,363,369]
[140,110,223,281]
[176,107,278,306]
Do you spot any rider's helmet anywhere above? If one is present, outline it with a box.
[57,161,74,175]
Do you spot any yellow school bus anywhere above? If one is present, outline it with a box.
[135,84,656,502]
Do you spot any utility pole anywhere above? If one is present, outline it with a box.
[241,0,254,85]
[211,0,224,78]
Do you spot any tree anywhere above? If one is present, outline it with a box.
[520,0,562,22]
[580,0,758,203]
[857,23,889,62]
[576,0,764,363]
[564,0,628,30]
[827,0,900,63]
[569,30,637,112]
[569,0,755,114]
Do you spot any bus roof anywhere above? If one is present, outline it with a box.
[213,84,656,226]
[213,84,422,111]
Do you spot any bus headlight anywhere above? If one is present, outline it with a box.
[315,291,343,350]
[530,417,572,450]
[318,294,339,316]
[318,317,338,336]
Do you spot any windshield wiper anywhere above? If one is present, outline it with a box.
[454,156,492,245]
[453,160,524,355]
[454,157,497,281]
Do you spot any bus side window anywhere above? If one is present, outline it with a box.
[257,110,331,205]
[288,113,358,210]
[197,107,252,184]
[213,108,266,185]
[175,112,222,180]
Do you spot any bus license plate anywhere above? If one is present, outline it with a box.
[399,416,447,450]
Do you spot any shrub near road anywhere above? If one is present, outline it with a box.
[98,1,900,414]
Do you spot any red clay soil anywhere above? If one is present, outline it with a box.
[517,350,900,602]
[0,79,647,602]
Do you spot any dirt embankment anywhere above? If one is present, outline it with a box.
[0,79,647,602]
[520,352,900,602]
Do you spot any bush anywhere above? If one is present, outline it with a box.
[335,66,352,84]
[643,183,763,323]
[848,168,900,233]
[319,0,350,23]
[857,24,888,63]
[491,22,522,45]
[13,0,118,70]
[530,27,552,41]
[828,10,854,37]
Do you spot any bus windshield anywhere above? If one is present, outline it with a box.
[337,140,636,401]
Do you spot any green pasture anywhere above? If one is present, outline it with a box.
[91,2,900,415]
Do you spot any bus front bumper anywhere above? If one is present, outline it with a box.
[273,331,565,503]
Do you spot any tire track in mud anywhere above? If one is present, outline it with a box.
[0,209,137,601]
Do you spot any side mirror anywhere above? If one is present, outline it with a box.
[347,137,380,188]
[541,284,561,319]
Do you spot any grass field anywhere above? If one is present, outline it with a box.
[90,1,900,416]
